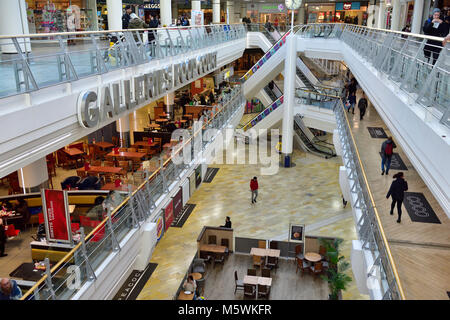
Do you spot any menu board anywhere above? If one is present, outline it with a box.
[173,188,183,221]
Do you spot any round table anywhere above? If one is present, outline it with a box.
[189,272,202,281]
[304,252,322,263]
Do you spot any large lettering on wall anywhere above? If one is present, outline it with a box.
[77,52,217,128]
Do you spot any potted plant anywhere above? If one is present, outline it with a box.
[319,238,352,300]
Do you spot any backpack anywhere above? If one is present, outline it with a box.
[385,142,393,156]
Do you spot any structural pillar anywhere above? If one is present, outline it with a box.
[391,0,402,31]
[296,5,306,25]
[87,0,99,31]
[172,1,178,20]
[192,0,201,11]
[106,0,122,30]
[281,33,296,167]
[377,1,386,29]
[368,4,379,28]
[226,1,234,24]
[213,0,221,23]
[18,158,49,193]
[160,0,172,27]
[0,0,31,53]
[164,92,175,119]
[117,116,130,148]
[411,0,424,34]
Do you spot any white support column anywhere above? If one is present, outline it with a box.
[117,116,130,147]
[106,0,122,30]
[240,1,247,20]
[226,1,234,24]
[296,5,305,25]
[18,158,49,193]
[391,0,401,31]
[281,33,296,167]
[411,0,424,34]
[213,0,221,23]
[192,0,201,11]
[87,0,99,31]
[0,0,31,53]
[160,0,172,27]
[377,1,386,29]
[368,5,379,28]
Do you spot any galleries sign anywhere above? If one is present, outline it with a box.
[77,52,217,128]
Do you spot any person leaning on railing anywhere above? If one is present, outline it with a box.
[128,13,149,42]
[422,8,449,65]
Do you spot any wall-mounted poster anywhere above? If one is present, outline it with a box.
[195,165,202,188]
[164,200,174,232]
[289,223,305,243]
[173,188,183,221]
[189,171,196,197]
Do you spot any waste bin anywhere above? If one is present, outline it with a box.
[284,155,291,168]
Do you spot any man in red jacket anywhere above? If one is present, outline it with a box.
[250,177,259,204]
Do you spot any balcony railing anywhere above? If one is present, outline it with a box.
[20,85,245,300]
[0,24,246,98]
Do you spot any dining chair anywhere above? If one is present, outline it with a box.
[253,255,264,270]
[319,245,327,260]
[247,268,256,276]
[119,161,130,173]
[269,241,278,249]
[258,240,266,249]
[127,147,137,152]
[213,252,225,265]
[243,284,256,299]
[295,244,304,261]
[208,235,217,245]
[310,261,323,277]
[296,257,311,274]
[199,251,212,264]
[221,238,229,257]
[265,256,277,270]
[104,161,115,167]
[91,160,101,166]
[257,284,270,299]
[234,271,244,294]
[261,268,271,278]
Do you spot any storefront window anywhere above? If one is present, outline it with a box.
[334,2,368,25]
[25,0,96,33]
[306,4,336,23]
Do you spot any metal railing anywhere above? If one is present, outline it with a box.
[295,23,450,127]
[20,86,245,300]
[0,24,246,98]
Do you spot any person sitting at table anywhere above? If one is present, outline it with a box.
[200,95,206,105]
[165,121,178,133]
[0,278,22,300]
[14,199,30,230]
[1,200,13,212]
[86,196,106,220]
[183,275,197,298]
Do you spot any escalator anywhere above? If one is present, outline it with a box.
[293,114,336,159]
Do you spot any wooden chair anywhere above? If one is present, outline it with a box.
[258,240,266,249]
[253,255,264,270]
[118,147,127,152]
[119,161,130,173]
[76,169,87,178]
[112,136,119,147]
[101,173,114,184]
[91,160,101,166]
[104,160,115,167]
[310,261,323,277]
[94,145,107,160]
[319,245,327,260]
[247,268,256,276]
[261,268,270,278]
[234,271,244,294]
[257,284,270,299]
[265,256,277,270]
[269,241,278,249]
[295,244,304,261]
[243,284,256,299]
[152,138,162,153]
[208,235,217,245]
[213,252,225,265]
[296,257,311,274]
[127,147,137,152]
[199,251,212,264]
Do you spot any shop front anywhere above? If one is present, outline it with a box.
[246,2,298,28]
[334,2,369,25]
[305,3,336,23]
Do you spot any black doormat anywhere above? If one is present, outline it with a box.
[378,152,408,170]
[447,291,450,299]
[113,263,158,300]
[368,127,388,138]
[403,192,441,224]
[172,203,196,228]
[9,262,44,282]
[203,167,219,183]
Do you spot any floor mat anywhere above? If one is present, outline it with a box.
[403,192,441,224]
[368,127,388,138]
[378,152,408,170]
[203,167,219,183]
[171,204,196,228]
[113,263,158,300]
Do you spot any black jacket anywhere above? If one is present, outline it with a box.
[222,221,232,228]
[423,19,449,49]
[0,224,6,242]
[387,178,408,201]
[357,98,368,110]
[122,13,131,29]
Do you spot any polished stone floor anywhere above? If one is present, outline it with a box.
[136,137,369,300]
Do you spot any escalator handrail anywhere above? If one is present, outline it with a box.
[242,95,284,131]
[294,121,336,157]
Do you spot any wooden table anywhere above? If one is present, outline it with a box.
[106,151,147,160]
[95,142,114,149]
[243,275,272,287]
[147,124,161,129]
[178,291,195,300]
[133,141,158,148]
[64,148,84,156]
[78,166,123,174]
[304,252,322,263]
[189,272,203,281]
[155,118,168,123]
[199,244,227,253]
[250,248,280,258]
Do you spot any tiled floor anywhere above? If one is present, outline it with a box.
[136,129,369,300]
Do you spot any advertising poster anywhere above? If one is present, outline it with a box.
[173,188,183,221]
[155,212,165,244]
[189,171,196,196]
[41,189,72,243]
[191,10,204,26]
[164,200,174,232]
[195,165,202,188]
[182,179,190,206]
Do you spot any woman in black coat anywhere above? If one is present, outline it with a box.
[386,172,408,223]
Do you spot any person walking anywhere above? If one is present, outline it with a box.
[0,218,7,258]
[357,93,368,120]
[347,78,357,114]
[386,172,408,223]
[250,177,259,204]
[381,136,396,175]
[122,5,133,29]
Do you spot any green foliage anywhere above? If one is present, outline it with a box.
[319,238,352,300]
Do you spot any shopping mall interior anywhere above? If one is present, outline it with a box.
[0,0,449,302]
